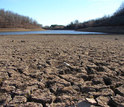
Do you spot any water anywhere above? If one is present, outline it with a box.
[0,30,106,35]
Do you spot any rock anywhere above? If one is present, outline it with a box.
[86,98,97,104]
[26,85,38,92]
[37,82,45,89]
[24,102,43,107]
[0,93,12,105]
[60,86,77,94]
[100,88,114,96]
[72,85,80,92]
[31,89,52,103]
[96,96,110,107]
[17,68,23,74]
[115,38,118,40]
[110,95,124,107]
[45,67,57,75]
[85,65,96,74]
[69,66,82,73]
[56,77,71,87]
[9,96,27,104]
[60,95,71,105]
[1,85,15,92]
[64,62,71,67]
[7,69,19,77]
[3,78,24,89]
[89,88,114,97]
[77,101,91,107]
[46,60,51,65]
[61,74,83,84]
[21,40,26,43]
[94,66,105,72]
[52,103,66,107]
[103,77,112,85]
[29,70,42,79]
[92,77,103,85]
[0,71,9,79]
[14,85,40,96]
[11,40,14,42]
[76,73,88,81]
[0,78,3,86]
[115,85,124,96]
[81,87,96,93]
[14,89,26,96]
[95,60,109,66]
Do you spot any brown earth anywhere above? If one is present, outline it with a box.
[0,28,44,32]
[0,34,124,107]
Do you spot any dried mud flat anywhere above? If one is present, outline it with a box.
[0,34,124,107]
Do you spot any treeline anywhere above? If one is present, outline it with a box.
[65,3,124,30]
[44,24,65,30]
[0,9,41,28]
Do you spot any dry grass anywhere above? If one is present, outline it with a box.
[0,28,44,32]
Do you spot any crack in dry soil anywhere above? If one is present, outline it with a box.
[0,34,124,107]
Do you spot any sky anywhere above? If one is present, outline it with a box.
[0,0,124,26]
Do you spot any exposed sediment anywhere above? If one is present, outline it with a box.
[0,34,124,107]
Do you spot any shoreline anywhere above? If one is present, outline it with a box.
[78,26,124,34]
[0,33,123,37]
[0,28,44,32]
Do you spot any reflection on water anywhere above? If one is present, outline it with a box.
[0,30,106,35]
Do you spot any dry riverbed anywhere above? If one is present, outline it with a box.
[0,34,124,107]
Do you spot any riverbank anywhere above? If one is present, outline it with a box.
[0,34,124,107]
[78,26,124,34]
[0,28,44,32]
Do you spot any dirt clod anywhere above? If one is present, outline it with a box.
[0,34,124,107]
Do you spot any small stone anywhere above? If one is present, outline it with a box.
[103,77,112,85]
[21,40,25,42]
[1,85,15,92]
[101,88,114,96]
[31,89,52,103]
[62,86,77,94]
[115,38,118,40]
[111,95,124,107]
[24,102,43,107]
[89,88,114,97]
[96,96,110,107]
[115,86,124,96]
[64,62,71,67]
[0,93,12,105]
[86,65,96,74]
[52,103,66,107]
[86,98,97,104]
[92,77,103,85]
[11,40,14,42]
[81,87,96,93]
[77,101,91,107]
[10,96,27,104]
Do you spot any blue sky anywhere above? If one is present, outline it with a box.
[0,0,124,26]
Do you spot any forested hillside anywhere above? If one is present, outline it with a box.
[65,3,124,30]
[0,9,41,29]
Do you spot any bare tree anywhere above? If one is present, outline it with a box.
[0,9,41,28]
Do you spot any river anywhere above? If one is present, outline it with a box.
[0,30,106,35]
